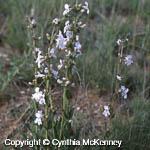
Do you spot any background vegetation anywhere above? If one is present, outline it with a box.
[0,0,150,149]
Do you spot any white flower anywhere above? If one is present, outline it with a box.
[78,22,83,27]
[56,31,67,49]
[117,39,122,45]
[63,21,73,42]
[52,70,58,79]
[35,51,44,68]
[57,59,63,70]
[35,87,40,93]
[35,48,40,52]
[78,22,82,25]
[80,24,86,28]
[38,98,46,105]
[33,47,40,55]
[124,55,133,66]
[35,71,45,78]
[44,67,48,74]
[75,35,81,48]
[49,48,56,58]
[76,35,79,41]
[76,49,82,58]
[52,18,59,24]
[116,75,122,81]
[50,64,58,79]
[44,65,58,79]
[57,79,63,84]
[77,22,86,28]
[35,110,43,118]
[104,105,109,110]
[63,4,71,16]
[31,19,36,25]
[65,80,70,86]
[102,105,110,117]
[35,110,43,126]
[34,118,42,126]
[66,31,73,41]
[103,111,110,117]
[75,41,82,50]
[32,87,46,105]
[83,2,89,14]
[119,85,129,99]
[62,77,66,81]
[76,107,80,111]
[66,50,71,57]
[65,20,70,25]
[64,21,71,33]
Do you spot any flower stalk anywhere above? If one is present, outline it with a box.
[27,2,89,148]
[115,39,133,101]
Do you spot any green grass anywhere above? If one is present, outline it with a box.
[106,98,150,150]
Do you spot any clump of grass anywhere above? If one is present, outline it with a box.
[104,98,150,150]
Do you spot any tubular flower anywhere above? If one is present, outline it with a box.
[119,85,129,99]
[35,71,45,78]
[34,110,43,126]
[117,39,122,45]
[83,2,89,14]
[35,50,44,68]
[50,64,58,79]
[102,105,110,117]
[64,21,71,33]
[52,18,59,24]
[63,4,71,16]
[56,31,67,50]
[49,48,56,58]
[124,55,133,66]
[66,31,73,42]
[57,59,63,70]
[32,87,46,105]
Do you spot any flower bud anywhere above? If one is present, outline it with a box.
[81,9,85,13]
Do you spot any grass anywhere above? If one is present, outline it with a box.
[0,0,150,149]
[107,98,150,150]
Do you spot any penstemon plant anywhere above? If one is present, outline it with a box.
[26,1,89,149]
[102,38,133,131]
[116,38,133,101]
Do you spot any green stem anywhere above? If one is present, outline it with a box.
[60,63,72,139]
[44,27,56,140]
[115,45,123,100]
[76,0,78,5]
[47,26,55,110]
[32,28,38,134]
[60,86,68,139]
[45,79,50,139]
[63,87,68,112]
[59,114,64,140]
[48,63,53,110]
[45,105,48,139]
